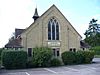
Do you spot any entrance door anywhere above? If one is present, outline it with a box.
[52,48,60,57]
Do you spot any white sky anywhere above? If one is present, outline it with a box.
[0,0,100,48]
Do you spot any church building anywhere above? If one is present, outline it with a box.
[20,5,82,57]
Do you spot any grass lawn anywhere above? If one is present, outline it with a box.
[94,55,100,58]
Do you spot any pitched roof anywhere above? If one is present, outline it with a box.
[80,40,91,48]
[22,4,82,38]
[5,38,22,48]
[15,28,25,38]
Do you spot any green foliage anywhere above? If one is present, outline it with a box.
[0,48,3,60]
[26,60,35,68]
[61,51,94,65]
[90,46,100,55]
[32,47,53,67]
[84,51,95,63]
[1,50,27,69]
[50,58,62,66]
[94,55,100,58]
[77,51,95,64]
[74,52,84,64]
[84,19,100,38]
[61,51,76,65]
[84,33,100,47]
[84,18,100,47]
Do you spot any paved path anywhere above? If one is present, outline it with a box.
[0,58,100,75]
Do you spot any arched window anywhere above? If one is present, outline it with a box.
[56,22,59,40]
[48,17,59,40]
[48,21,51,40]
[52,22,55,40]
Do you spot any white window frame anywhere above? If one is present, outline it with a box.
[48,17,60,40]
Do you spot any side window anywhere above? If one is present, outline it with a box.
[48,21,51,40]
[73,48,76,52]
[28,48,32,57]
[69,48,76,52]
[70,48,72,51]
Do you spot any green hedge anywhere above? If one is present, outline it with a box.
[61,51,94,65]
[74,52,84,64]
[32,47,53,67]
[0,48,3,60]
[61,51,76,65]
[50,58,62,66]
[1,50,27,69]
[90,46,100,55]
[78,51,95,63]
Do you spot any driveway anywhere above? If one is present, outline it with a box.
[0,58,100,75]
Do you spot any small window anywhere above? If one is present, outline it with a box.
[70,48,72,51]
[48,21,51,40]
[28,48,32,57]
[73,48,76,52]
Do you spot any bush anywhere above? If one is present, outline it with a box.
[26,60,35,68]
[61,51,76,65]
[32,47,53,67]
[0,48,3,60]
[1,50,27,69]
[76,51,94,64]
[74,52,84,64]
[82,51,94,63]
[50,58,62,66]
[90,46,100,55]
[61,51,94,65]
[94,55,100,58]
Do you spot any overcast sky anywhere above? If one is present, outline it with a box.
[0,0,100,48]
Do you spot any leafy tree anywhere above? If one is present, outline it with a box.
[84,19,100,47]
[84,19,100,37]
[8,33,15,42]
[84,33,100,47]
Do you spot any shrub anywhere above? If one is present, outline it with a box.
[1,50,27,69]
[50,58,62,66]
[0,48,3,60]
[77,51,95,64]
[61,51,94,65]
[32,47,53,67]
[90,46,100,55]
[74,52,84,64]
[61,51,76,65]
[26,60,34,68]
[83,51,94,63]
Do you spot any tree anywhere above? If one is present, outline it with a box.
[8,32,15,42]
[84,19,100,37]
[84,33,100,47]
[84,19,100,47]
